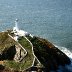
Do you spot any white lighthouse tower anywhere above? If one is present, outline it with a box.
[13,19,19,32]
[13,19,31,37]
[15,19,19,31]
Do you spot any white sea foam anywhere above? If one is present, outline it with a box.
[54,45,72,72]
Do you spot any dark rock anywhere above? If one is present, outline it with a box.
[1,45,16,60]
[30,36,71,71]
[50,47,71,66]
[26,66,45,72]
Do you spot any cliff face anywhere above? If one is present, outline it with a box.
[0,31,71,72]
[1,45,16,60]
[0,32,16,60]
[28,36,71,71]
[0,32,16,53]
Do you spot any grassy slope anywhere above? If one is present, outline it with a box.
[0,31,55,71]
[18,36,34,70]
[27,36,71,70]
[27,36,55,67]
[0,31,33,71]
[0,32,15,53]
[5,36,34,71]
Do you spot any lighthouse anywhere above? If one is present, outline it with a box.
[15,19,19,31]
[13,19,31,37]
[13,19,19,32]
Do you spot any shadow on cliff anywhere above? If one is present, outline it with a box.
[30,36,71,71]
[0,45,16,60]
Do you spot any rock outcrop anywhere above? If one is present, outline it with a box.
[0,45,16,60]
[29,36,71,71]
[0,31,71,72]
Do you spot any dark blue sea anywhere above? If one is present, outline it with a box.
[0,0,72,71]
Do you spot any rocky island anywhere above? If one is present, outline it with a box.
[0,20,71,72]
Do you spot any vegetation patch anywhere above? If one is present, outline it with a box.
[18,36,34,69]
[0,32,16,53]
[27,36,56,67]
[0,31,34,71]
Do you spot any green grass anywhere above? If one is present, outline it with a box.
[27,36,54,67]
[18,36,34,69]
[0,31,44,70]
[4,36,34,70]
[3,36,34,70]
[0,31,34,71]
[5,59,33,71]
[0,32,16,52]
[5,61,20,70]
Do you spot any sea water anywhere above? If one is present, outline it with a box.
[0,0,72,71]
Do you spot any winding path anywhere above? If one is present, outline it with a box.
[8,33,42,71]
[24,36,41,66]
[8,34,27,62]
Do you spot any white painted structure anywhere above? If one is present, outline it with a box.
[13,19,30,37]
[13,19,19,32]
